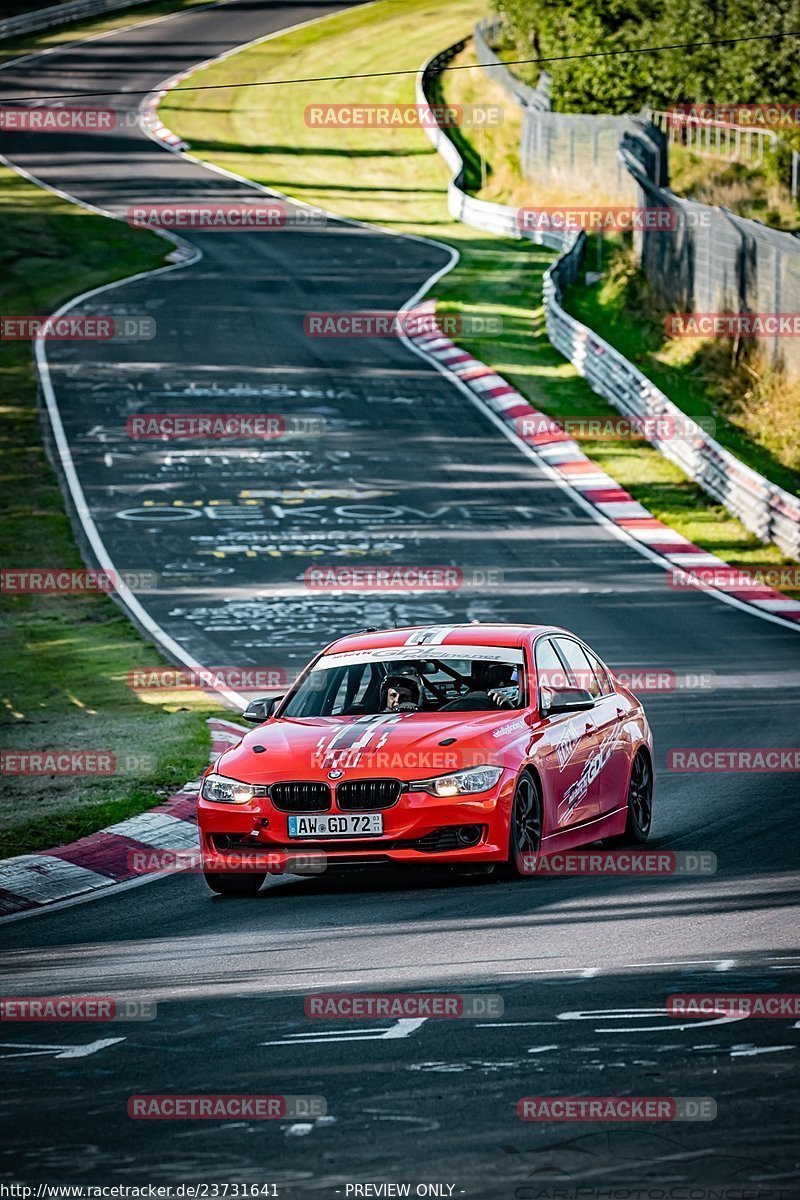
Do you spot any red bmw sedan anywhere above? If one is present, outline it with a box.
[198,623,654,894]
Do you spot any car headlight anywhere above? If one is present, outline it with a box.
[201,772,267,804]
[409,765,504,797]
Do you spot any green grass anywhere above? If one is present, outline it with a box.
[161,0,800,589]
[161,0,486,231]
[667,145,800,233]
[0,166,232,860]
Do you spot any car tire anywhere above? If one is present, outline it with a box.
[203,870,266,896]
[501,771,543,878]
[623,749,653,843]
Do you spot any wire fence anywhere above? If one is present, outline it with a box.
[543,238,800,558]
[521,108,641,202]
[648,109,778,167]
[621,142,800,379]
[647,108,800,198]
[474,17,800,382]
[421,32,800,559]
[472,18,549,111]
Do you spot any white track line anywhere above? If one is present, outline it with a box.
[0,4,286,710]
[142,24,800,634]
[0,868,178,925]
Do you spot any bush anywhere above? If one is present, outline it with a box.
[491,0,800,116]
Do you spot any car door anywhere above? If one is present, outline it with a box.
[583,646,635,814]
[554,637,630,816]
[533,636,599,829]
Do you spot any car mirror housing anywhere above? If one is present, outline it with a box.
[542,688,595,716]
[242,695,284,723]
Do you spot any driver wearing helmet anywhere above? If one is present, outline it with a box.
[486,665,520,709]
[380,670,424,712]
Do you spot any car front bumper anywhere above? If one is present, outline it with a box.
[197,775,514,871]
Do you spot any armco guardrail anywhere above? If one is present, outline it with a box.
[476,16,800,384]
[0,0,160,41]
[417,43,565,251]
[418,37,800,560]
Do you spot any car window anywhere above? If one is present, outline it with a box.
[281,652,525,717]
[585,649,614,696]
[552,637,603,698]
[329,662,371,714]
[534,638,571,707]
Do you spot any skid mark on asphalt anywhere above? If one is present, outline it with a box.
[261,1017,427,1046]
[363,1111,440,1133]
[409,1059,527,1074]
[0,1037,125,1059]
[730,1044,795,1057]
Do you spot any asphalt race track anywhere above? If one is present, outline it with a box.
[0,1,798,1193]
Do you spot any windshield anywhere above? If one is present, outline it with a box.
[280,647,527,718]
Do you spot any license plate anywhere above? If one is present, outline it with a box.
[287,813,383,838]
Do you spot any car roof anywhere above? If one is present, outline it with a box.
[325,623,565,655]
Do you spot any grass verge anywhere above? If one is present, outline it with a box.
[161,0,800,588]
[0,165,232,860]
[667,145,799,233]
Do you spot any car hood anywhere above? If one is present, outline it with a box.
[214,711,531,784]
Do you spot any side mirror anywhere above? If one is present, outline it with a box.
[242,695,284,723]
[542,688,595,716]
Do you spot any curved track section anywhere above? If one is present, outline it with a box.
[0,3,798,1191]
